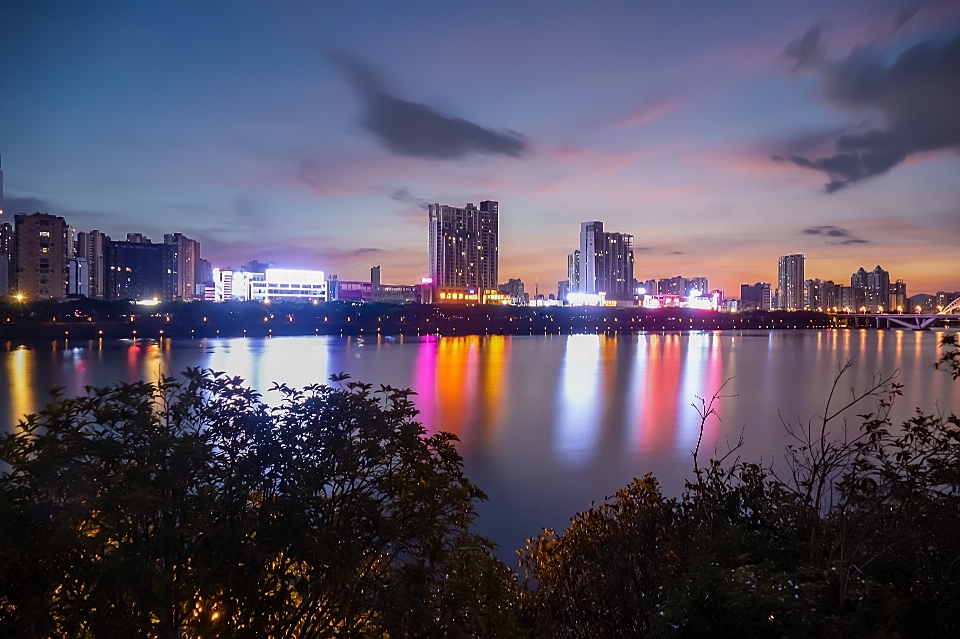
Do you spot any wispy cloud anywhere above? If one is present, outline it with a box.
[782,23,829,72]
[802,225,867,245]
[390,187,432,209]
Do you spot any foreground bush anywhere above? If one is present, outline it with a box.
[0,370,523,638]
[521,354,960,638]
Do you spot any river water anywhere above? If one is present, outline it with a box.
[2,330,958,560]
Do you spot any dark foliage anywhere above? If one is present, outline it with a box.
[0,370,523,638]
[521,345,960,638]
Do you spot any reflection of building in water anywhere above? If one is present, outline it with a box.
[479,336,510,440]
[556,335,604,464]
[435,337,479,436]
[6,345,36,427]
[411,336,511,446]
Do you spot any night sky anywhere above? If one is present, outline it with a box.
[1,1,958,294]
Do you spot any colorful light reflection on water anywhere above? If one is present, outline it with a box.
[1,331,958,558]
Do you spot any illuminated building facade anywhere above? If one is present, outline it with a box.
[579,221,634,300]
[14,213,69,300]
[249,269,327,303]
[777,254,804,310]
[428,200,499,291]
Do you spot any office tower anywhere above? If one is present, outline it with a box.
[371,265,381,286]
[106,240,175,302]
[740,282,772,311]
[579,221,634,300]
[14,213,69,300]
[428,201,499,289]
[567,250,580,293]
[164,233,200,300]
[777,254,804,309]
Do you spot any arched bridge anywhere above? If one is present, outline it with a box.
[836,296,960,330]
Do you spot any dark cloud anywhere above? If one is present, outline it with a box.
[4,196,51,215]
[802,225,868,245]
[634,246,653,252]
[329,51,527,160]
[783,23,828,72]
[670,251,684,255]
[352,247,382,255]
[892,6,922,33]
[782,31,960,192]
[390,187,431,209]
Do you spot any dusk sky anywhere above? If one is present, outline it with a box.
[1,1,958,294]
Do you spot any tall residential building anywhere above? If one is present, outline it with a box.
[14,213,69,300]
[889,280,907,312]
[803,279,823,310]
[578,221,634,300]
[371,265,381,286]
[567,250,580,293]
[164,233,200,300]
[0,222,12,295]
[688,277,709,295]
[777,254,805,310]
[851,265,890,312]
[106,240,175,302]
[428,201,499,289]
[0,153,5,218]
[76,230,109,298]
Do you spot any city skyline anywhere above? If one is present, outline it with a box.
[1,2,958,293]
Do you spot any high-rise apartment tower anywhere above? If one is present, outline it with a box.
[428,201,499,289]
[164,233,200,300]
[14,213,68,300]
[777,254,805,310]
[579,221,634,300]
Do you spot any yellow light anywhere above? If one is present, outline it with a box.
[15,294,24,302]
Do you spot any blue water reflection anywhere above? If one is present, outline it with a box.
[556,335,603,465]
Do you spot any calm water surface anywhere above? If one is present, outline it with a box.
[2,330,958,560]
